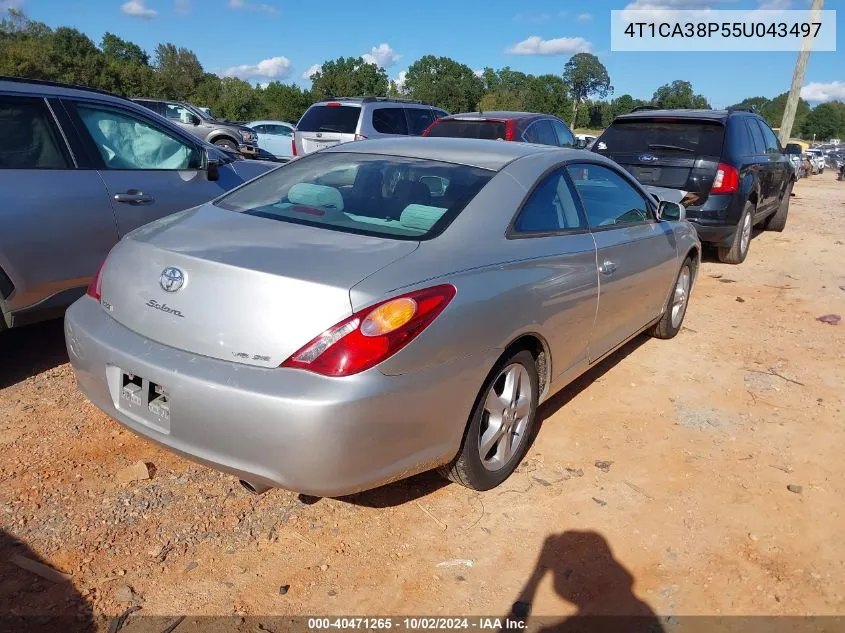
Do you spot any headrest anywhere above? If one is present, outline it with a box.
[288,183,344,211]
[399,204,447,232]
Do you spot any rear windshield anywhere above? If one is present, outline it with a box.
[297,105,361,134]
[215,152,493,241]
[427,119,507,140]
[597,119,725,156]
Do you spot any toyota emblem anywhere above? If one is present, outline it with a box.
[160,267,186,293]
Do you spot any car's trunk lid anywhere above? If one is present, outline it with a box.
[594,118,725,206]
[100,204,418,368]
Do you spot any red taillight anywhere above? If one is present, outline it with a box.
[281,284,457,377]
[291,137,297,157]
[86,257,108,301]
[504,119,516,141]
[326,102,341,107]
[711,163,739,194]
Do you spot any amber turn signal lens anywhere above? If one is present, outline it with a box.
[360,298,417,337]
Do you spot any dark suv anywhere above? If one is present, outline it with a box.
[593,107,796,264]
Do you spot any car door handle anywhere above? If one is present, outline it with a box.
[114,190,154,204]
[599,260,617,275]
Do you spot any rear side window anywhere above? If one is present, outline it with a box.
[597,120,725,156]
[426,119,506,140]
[567,163,651,228]
[214,152,493,241]
[757,120,781,153]
[525,120,558,146]
[0,97,71,169]
[514,168,584,233]
[297,105,361,134]
[745,119,765,154]
[406,107,436,135]
[552,120,575,148]
[134,100,163,116]
[372,108,408,135]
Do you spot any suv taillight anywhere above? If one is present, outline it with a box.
[504,120,516,141]
[711,163,739,194]
[291,136,297,157]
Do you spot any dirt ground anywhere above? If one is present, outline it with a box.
[1,171,844,628]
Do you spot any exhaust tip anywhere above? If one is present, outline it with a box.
[239,479,271,495]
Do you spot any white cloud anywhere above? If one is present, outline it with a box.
[175,0,191,14]
[121,0,157,18]
[801,81,845,103]
[222,56,292,80]
[362,43,401,68]
[619,0,735,22]
[758,0,791,7]
[302,63,322,80]
[227,0,279,14]
[0,0,24,10]
[474,69,484,78]
[506,35,592,55]
[393,70,408,91]
[577,12,593,21]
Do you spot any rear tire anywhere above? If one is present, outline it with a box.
[213,138,239,152]
[717,202,753,265]
[650,256,693,340]
[438,350,539,491]
[764,181,791,232]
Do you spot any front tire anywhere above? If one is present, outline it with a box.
[439,350,539,491]
[213,138,239,152]
[764,181,792,232]
[717,202,753,264]
[650,256,693,340]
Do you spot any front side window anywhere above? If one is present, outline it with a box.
[552,120,575,148]
[567,163,651,228]
[271,124,293,136]
[0,97,70,169]
[251,124,268,134]
[757,120,781,153]
[372,108,408,135]
[75,104,201,170]
[514,168,584,233]
[214,152,493,240]
[163,103,196,125]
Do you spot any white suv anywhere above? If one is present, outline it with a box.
[293,97,447,156]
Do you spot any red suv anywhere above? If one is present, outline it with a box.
[423,111,576,148]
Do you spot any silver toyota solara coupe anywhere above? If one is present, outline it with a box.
[65,137,700,497]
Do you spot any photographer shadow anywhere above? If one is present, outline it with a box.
[506,530,664,633]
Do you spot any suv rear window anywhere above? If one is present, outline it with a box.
[427,119,507,140]
[215,152,493,240]
[297,105,361,134]
[598,119,725,156]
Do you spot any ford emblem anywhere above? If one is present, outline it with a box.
[639,154,659,163]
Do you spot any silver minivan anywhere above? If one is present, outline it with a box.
[293,97,447,156]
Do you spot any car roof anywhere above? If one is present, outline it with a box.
[247,120,293,126]
[322,137,564,171]
[0,76,127,102]
[614,108,752,122]
[443,111,549,121]
[312,97,433,107]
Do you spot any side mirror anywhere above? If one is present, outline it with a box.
[657,200,684,222]
[190,114,201,126]
[785,143,802,155]
[204,152,220,182]
[575,138,588,149]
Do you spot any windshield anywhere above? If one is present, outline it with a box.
[215,152,493,240]
[597,119,725,155]
[427,120,507,140]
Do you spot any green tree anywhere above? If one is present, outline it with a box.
[729,95,770,114]
[101,32,149,66]
[609,94,648,119]
[562,53,612,127]
[310,56,388,100]
[153,42,205,100]
[802,102,845,141]
[651,80,710,109]
[758,92,809,131]
[404,55,484,113]
[48,27,104,87]
[259,81,313,122]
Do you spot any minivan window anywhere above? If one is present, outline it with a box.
[427,119,507,140]
[597,119,725,156]
[406,107,436,135]
[297,105,361,134]
[0,97,71,169]
[372,108,408,135]
[215,152,493,241]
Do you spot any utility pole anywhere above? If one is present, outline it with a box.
[779,0,824,145]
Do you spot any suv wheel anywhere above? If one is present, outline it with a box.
[718,201,754,265]
[213,138,238,152]
[764,181,792,232]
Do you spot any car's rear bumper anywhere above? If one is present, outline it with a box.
[64,297,495,497]
[686,193,742,247]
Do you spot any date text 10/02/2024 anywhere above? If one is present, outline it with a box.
[307,618,526,630]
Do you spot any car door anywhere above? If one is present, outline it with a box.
[0,94,118,321]
[61,98,233,237]
[260,124,293,158]
[756,119,787,212]
[566,162,679,362]
[508,167,598,381]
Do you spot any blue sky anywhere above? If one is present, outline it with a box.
[6,0,843,107]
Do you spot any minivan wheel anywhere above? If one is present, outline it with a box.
[438,350,539,491]
[213,138,239,152]
[764,182,792,232]
[650,256,693,340]
[717,202,753,264]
